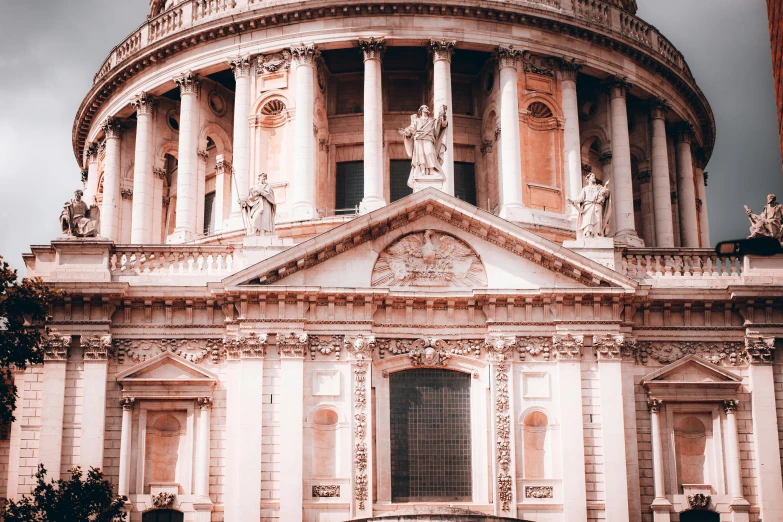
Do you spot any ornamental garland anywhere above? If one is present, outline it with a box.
[353,366,369,510]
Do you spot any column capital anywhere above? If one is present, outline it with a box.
[599,151,613,166]
[743,335,775,364]
[723,399,739,414]
[120,397,136,411]
[153,167,167,179]
[224,332,267,360]
[647,397,663,413]
[359,37,386,62]
[85,142,99,163]
[345,334,376,362]
[101,118,123,139]
[605,75,633,99]
[174,70,201,95]
[290,43,318,66]
[593,334,637,361]
[197,397,213,410]
[581,163,593,175]
[552,333,584,360]
[693,147,707,170]
[81,334,112,360]
[121,188,133,200]
[131,91,157,115]
[278,332,309,358]
[495,45,521,69]
[228,55,253,78]
[215,157,232,175]
[43,332,71,361]
[558,56,583,81]
[430,39,457,62]
[648,97,671,120]
[637,170,652,184]
[81,169,89,184]
[197,149,209,162]
[676,122,695,144]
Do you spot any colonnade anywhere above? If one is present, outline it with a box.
[91,41,706,247]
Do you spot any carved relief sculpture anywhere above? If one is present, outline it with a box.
[568,173,611,239]
[745,193,783,243]
[371,230,487,287]
[240,172,276,236]
[398,104,448,187]
[60,190,100,238]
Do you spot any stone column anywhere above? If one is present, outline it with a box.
[560,58,583,217]
[594,336,631,522]
[348,337,374,519]
[675,124,700,247]
[638,170,656,246]
[194,397,212,497]
[170,71,201,243]
[228,56,252,227]
[431,39,456,196]
[554,335,588,522]
[83,143,100,206]
[214,156,231,233]
[487,337,517,518]
[80,335,110,471]
[290,44,318,221]
[279,334,307,522]
[224,334,265,522]
[693,148,711,246]
[100,118,123,241]
[745,337,783,521]
[647,399,672,521]
[359,38,387,213]
[724,400,750,520]
[607,76,642,246]
[39,334,69,480]
[649,99,675,247]
[118,397,135,497]
[130,92,156,244]
[497,46,525,221]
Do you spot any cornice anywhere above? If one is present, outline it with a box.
[72,0,715,167]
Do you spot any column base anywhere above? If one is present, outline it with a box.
[411,177,444,193]
[167,228,196,244]
[291,201,318,221]
[651,497,672,522]
[193,500,214,522]
[614,230,645,247]
[499,203,532,223]
[730,499,750,522]
[359,196,387,214]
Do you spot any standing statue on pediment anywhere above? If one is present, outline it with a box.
[240,173,276,235]
[60,190,100,238]
[398,104,448,188]
[568,173,611,239]
[745,194,783,242]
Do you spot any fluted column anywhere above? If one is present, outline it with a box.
[291,44,318,221]
[560,58,583,216]
[228,56,252,227]
[649,99,675,247]
[195,397,212,497]
[676,123,700,247]
[130,92,156,244]
[431,39,456,196]
[118,397,135,497]
[170,71,201,243]
[693,148,711,246]
[607,76,642,245]
[497,46,525,221]
[100,118,123,241]
[359,37,387,213]
[83,143,100,206]
[647,399,672,521]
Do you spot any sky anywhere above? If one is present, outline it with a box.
[0,0,780,272]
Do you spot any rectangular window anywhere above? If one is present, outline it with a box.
[335,161,364,214]
[454,162,477,206]
[390,160,413,203]
[390,369,472,502]
[203,192,216,235]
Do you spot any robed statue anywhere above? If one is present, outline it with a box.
[240,173,276,235]
[398,104,448,188]
[60,190,100,238]
[568,173,611,239]
[745,193,783,242]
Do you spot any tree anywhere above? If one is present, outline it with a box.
[2,465,126,522]
[0,256,58,424]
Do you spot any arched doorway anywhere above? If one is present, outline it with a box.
[142,509,184,522]
[680,510,720,522]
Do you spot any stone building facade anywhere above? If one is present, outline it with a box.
[769,0,783,166]
[14,1,783,521]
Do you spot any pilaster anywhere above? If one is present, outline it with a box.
[80,334,111,471]
[486,336,517,518]
[39,333,70,480]
[279,333,307,522]
[348,335,374,519]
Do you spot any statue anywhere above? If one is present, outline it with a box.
[240,173,276,235]
[745,194,783,242]
[60,190,100,238]
[568,173,611,239]
[398,105,448,188]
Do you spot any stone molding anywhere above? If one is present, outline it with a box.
[430,39,456,62]
[174,70,201,95]
[359,37,386,62]
[606,75,633,99]
[131,91,156,115]
[290,43,318,66]
[593,334,637,361]
[228,55,253,78]
[43,332,71,361]
[81,334,113,360]
[552,333,584,360]
[101,118,123,139]
[495,45,520,69]
[278,332,309,357]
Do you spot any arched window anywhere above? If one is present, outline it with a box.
[142,510,184,522]
[675,416,708,486]
[312,409,339,478]
[527,101,554,119]
[523,411,548,479]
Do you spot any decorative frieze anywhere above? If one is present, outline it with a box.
[257,50,292,74]
[279,332,308,357]
[309,335,343,360]
[593,334,637,361]
[174,71,201,95]
[637,340,749,366]
[744,336,775,364]
[131,91,156,115]
[552,334,583,360]
[43,332,71,361]
[114,338,222,363]
[289,43,318,66]
[518,336,553,361]
[228,55,253,78]
[525,486,554,499]
[359,37,386,62]
[223,332,267,360]
[80,334,112,360]
[521,50,556,77]
[312,485,340,498]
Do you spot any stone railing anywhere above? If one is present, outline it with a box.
[110,245,239,279]
[620,249,743,280]
[92,0,695,84]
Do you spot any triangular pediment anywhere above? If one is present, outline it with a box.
[640,355,742,400]
[117,351,217,383]
[223,189,637,291]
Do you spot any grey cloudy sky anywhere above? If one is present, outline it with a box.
[0,0,780,272]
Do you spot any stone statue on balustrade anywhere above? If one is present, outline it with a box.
[398,104,448,189]
[60,190,100,238]
[240,173,276,236]
[745,193,783,243]
[568,173,611,239]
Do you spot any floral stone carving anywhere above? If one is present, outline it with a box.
[312,485,340,497]
[152,492,175,508]
[371,230,487,287]
[525,486,554,498]
[407,338,452,367]
[114,338,221,363]
[687,493,711,509]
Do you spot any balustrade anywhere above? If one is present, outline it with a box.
[110,245,237,278]
[116,31,142,64]
[620,249,742,280]
[148,7,184,43]
[574,0,611,27]
[620,12,651,45]
[193,0,236,21]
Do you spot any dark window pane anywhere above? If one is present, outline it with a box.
[143,510,184,522]
[390,160,413,203]
[390,369,472,502]
[454,162,476,206]
[336,161,364,214]
[203,191,216,235]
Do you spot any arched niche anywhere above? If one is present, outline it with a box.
[521,410,549,479]
[675,415,709,487]
[144,412,186,491]
[311,407,340,478]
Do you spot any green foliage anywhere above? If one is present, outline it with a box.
[2,465,126,522]
[0,256,58,424]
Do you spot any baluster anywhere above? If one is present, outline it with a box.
[226,252,234,273]
[703,255,714,277]
[682,255,692,277]
[196,253,205,273]
[730,256,739,276]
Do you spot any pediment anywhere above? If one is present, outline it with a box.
[117,351,217,384]
[223,189,637,291]
[640,355,742,399]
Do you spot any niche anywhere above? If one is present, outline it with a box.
[312,408,339,478]
[144,412,186,491]
[523,411,549,479]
